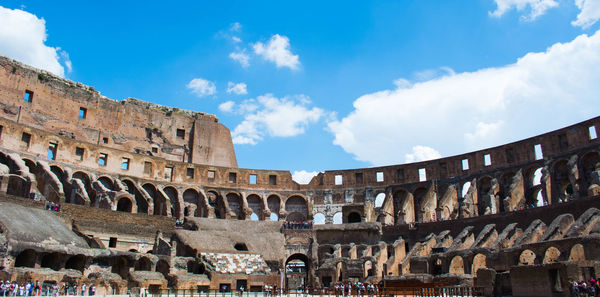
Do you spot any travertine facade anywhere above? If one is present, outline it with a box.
[1,55,600,297]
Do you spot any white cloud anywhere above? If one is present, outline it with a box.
[572,0,600,28]
[219,100,235,113]
[292,170,319,184]
[227,82,248,95]
[253,34,300,70]
[328,30,600,166]
[186,78,216,97]
[230,22,242,32]
[231,94,324,145]
[229,50,250,68]
[489,0,558,20]
[0,6,70,77]
[405,146,442,163]
[232,36,242,43]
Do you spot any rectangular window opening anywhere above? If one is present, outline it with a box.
[102,137,108,144]
[75,147,84,161]
[229,172,237,183]
[108,237,117,248]
[376,171,384,182]
[355,172,363,184]
[23,90,33,103]
[164,166,173,181]
[334,174,343,185]
[143,161,153,176]
[461,159,469,171]
[47,142,57,161]
[249,174,257,184]
[21,132,31,148]
[121,158,130,170]
[396,169,405,181]
[484,154,492,166]
[78,107,87,119]
[98,153,107,166]
[208,170,216,182]
[186,168,194,179]
[418,168,427,182]
[269,175,277,185]
[534,144,543,160]
[151,147,158,154]
[589,126,598,140]
[176,128,185,139]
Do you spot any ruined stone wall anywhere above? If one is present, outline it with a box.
[0,56,237,168]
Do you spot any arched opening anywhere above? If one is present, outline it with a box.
[72,171,94,205]
[65,254,86,272]
[569,244,585,261]
[207,191,224,219]
[364,260,373,278]
[313,213,325,225]
[477,176,495,215]
[163,186,179,219]
[519,249,536,265]
[23,158,37,175]
[15,249,36,268]
[553,160,571,203]
[143,183,167,216]
[247,194,264,220]
[286,254,309,291]
[449,256,464,274]
[135,257,152,271]
[234,243,248,251]
[375,193,386,208]
[471,254,486,277]
[40,253,63,271]
[580,152,600,194]
[332,212,342,224]
[285,196,308,222]
[270,213,279,221]
[156,260,170,278]
[347,212,362,223]
[414,187,434,222]
[250,213,259,221]
[543,247,561,264]
[393,189,414,224]
[461,182,472,198]
[183,189,203,217]
[111,257,129,279]
[187,261,205,274]
[532,168,543,186]
[116,198,133,213]
[267,195,281,218]
[122,179,148,214]
[226,193,244,220]
[431,259,443,275]
[98,176,115,191]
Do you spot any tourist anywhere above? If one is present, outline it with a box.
[81,284,86,296]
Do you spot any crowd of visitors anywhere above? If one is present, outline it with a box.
[333,282,379,295]
[572,279,600,296]
[283,221,312,230]
[0,281,95,297]
[175,219,184,227]
[45,202,60,212]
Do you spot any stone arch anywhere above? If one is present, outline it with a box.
[431,258,443,275]
[65,254,86,272]
[72,171,93,205]
[414,186,435,222]
[471,254,486,277]
[374,192,386,208]
[580,151,600,191]
[543,246,561,264]
[347,212,362,223]
[187,260,205,274]
[313,212,325,225]
[519,249,536,265]
[183,188,203,217]
[98,176,115,191]
[246,194,264,220]
[143,183,167,216]
[116,196,133,213]
[285,195,308,221]
[448,256,464,274]
[163,186,180,219]
[226,192,244,220]
[22,158,36,174]
[393,189,414,224]
[285,254,309,290]
[135,257,152,271]
[15,249,37,268]
[40,252,63,271]
[553,159,571,202]
[477,176,494,215]
[7,175,30,197]
[364,260,374,278]
[332,212,342,224]
[206,190,225,219]
[50,165,65,182]
[122,179,148,214]
[267,194,281,219]
[111,256,129,279]
[569,244,585,261]
[499,171,515,211]
[461,181,472,198]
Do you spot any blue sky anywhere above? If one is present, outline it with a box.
[1,0,600,183]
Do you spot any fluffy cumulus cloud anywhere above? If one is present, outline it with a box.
[186,78,216,97]
[328,30,600,166]
[218,100,235,113]
[253,34,300,70]
[227,82,248,95]
[572,0,600,28]
[292,170,319,184]
[489,0,559,20]
[404,146,442,163]
[0,6,71,77]
[229,94,324,144]
[229,50,250,68]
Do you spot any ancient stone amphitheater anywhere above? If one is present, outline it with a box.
[0,55,599,297]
